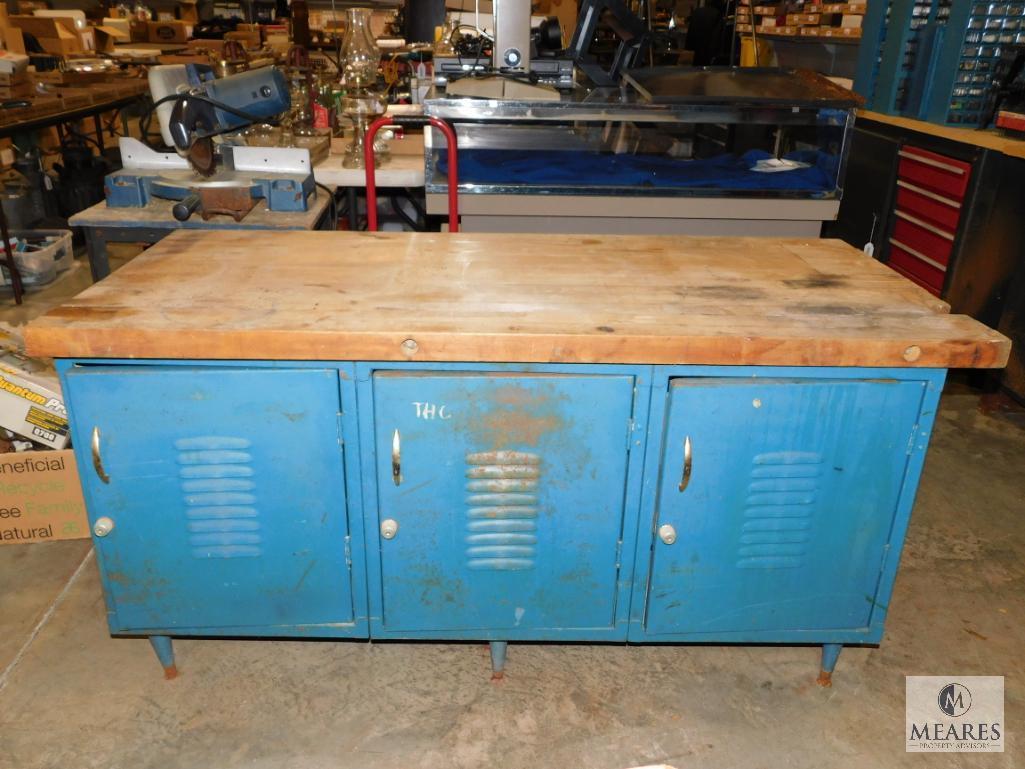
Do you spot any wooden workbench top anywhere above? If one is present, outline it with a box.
[858,110,1025,161]
[25,231,1010,369]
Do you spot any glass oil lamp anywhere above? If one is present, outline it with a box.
[340,7,386,169]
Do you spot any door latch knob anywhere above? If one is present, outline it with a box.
[93,517,115,537]
[658,524,677,545]
[381,519,399,540]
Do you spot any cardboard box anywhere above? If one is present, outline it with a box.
[15,0,48,13]
[0,6,28,55]
[0,357,68,449]
[188,37,226,54]
[148,20,190,43]
[0,26,27,54]
[101,16,131,37]
[0,81,34,98]
[225,29,260,49]
[93,24,129,53]
[786,13,820,25]
[841,13,863,28]
[819,25,861,37]
[8,15,85,54]
[179,0,199,23]
[129,18,148,42]
[0,50,29,76]
[0,449,89,544]
[0,71,30,85]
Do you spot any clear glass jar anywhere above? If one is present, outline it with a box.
[341,7,380,91]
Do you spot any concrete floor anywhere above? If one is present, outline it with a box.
[0,251,1022,768]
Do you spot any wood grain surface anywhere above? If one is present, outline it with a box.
[25,231,1010,368]
[858,110,1025,161]
[69,192,330,230]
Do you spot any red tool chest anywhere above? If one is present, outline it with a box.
[886,146,972,296]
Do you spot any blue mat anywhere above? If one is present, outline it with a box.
[438,148,838,194]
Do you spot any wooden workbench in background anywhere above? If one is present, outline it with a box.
[858,109,1025,161]
[836,110,1025,400]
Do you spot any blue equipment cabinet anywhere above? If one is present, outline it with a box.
[634,374,931,642]
[62,366,366,653]
[368,371,638,638]
[28,231,1008,686]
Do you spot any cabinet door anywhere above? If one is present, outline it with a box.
[638,377,925,638]
[65,366,358,633]
[372,372,634,635]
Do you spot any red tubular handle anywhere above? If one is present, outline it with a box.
[364,115,459,232]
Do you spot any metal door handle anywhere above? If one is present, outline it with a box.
[91,426,110,484]
[678,435,692,492]
[391,429,402,486]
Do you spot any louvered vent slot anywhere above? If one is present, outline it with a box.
[465,451,539,571]
[176,436,262,559]
[737,451,820,570]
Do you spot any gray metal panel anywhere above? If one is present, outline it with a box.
[427,192,839,220]
[456,216,824,237]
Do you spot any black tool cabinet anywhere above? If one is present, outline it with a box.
[830,116,1025,400]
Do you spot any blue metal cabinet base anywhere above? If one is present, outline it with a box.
[56,360,945,685]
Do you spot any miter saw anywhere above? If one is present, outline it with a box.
[104,64,317,222]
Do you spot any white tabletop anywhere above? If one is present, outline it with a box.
[314,152,426,188]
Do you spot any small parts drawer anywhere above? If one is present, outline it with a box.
[897,146,973,200]
[888,239,946,296]
[895,181,961,232]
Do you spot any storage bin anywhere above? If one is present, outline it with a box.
[1,229,73,290]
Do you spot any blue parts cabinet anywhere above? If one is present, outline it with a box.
[58,360,944,685]
[855,0,1025,126]
[637,376,930,641]
[25,230,1010,686]
[63,367,366,651]
[368,372,638,638]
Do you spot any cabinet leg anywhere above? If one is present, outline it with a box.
[489,641,508,681]
[148,635,178,680]
[817,643,842,687]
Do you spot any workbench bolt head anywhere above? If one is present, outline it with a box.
[93,517,115,537]
[903,345,922,362]
[381,519,399,540]
[752,398,762,408]
[401,338,419,355]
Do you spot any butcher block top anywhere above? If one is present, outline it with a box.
[26,231,1010,368]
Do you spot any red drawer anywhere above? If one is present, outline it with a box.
[889,260,942,297]
[897,146,972,200]
[892,214,954,266]
[888,240,946,296]
[895,181,962,232]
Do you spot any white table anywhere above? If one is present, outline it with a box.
[314,129,426,230]
[313,152,425,188]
